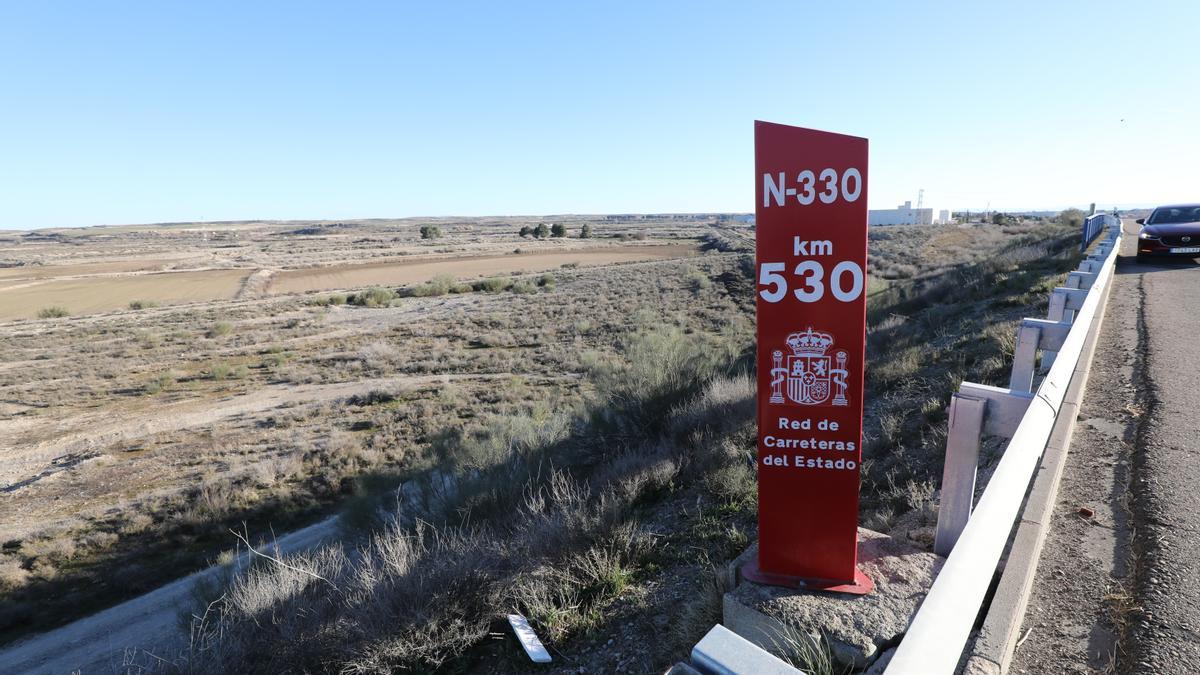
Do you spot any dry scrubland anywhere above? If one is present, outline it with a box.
[0,215,1085,673]
[0,216,700,321]
[0,215,725,639]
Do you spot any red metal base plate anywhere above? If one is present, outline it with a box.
[740,560,874,595]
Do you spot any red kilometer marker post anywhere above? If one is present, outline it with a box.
[744,121,872,594]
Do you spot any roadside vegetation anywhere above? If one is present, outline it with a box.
[1,214,1087,671]
[857,217,1082,534]
[172,318,755,673]
[0,242,744,647]
[114,217,1086,672]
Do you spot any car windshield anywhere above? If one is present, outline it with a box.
[1148,206,1200,224]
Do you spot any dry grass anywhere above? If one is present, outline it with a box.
[161,323,755,673]
[0,214,1086,668]
[0,227,742,644]
[134,220,1085,671]
[0,560,31,592]
[859,219,1083,528]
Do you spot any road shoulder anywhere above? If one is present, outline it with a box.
[1007,249,1140,673]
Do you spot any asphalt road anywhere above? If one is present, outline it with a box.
[0,516,339,674]
[1123,228,1200,671]
[1012,224,1200,674]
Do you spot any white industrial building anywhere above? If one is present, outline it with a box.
[868,201,953,226]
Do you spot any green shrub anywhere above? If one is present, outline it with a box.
[128,299,158,310]
[510,280,538,294]
[588,325,741,437]
[410,274,456,297]
[683,265,712,293]
[262,351,290,370]
[307,294,347,306]
[419,225,442,240]
[144,372,176,395]
[475,277,512,293]
[207,322,233,338]
[37,306,69,319]
[349,287,396,307]
[1056,208,1086,229]
[551,223,567,238]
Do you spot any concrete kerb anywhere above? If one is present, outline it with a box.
[963,251,1116,674]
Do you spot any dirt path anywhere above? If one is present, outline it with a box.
[0,259,179,281]
[235,268,276,298]
[0,516,341,674]
[0,372,525,541]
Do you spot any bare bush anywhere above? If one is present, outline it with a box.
[0,559,30,591]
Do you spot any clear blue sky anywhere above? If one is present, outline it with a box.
[1,1,1196,229]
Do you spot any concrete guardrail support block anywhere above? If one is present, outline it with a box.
[935,394,987,556]
[1008,323,1040,392]
[690,624,802,675]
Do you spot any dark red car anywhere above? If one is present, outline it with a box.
[1136,204,1200,262]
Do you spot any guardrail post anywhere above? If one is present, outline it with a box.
[1066,271,1097,290]
[1022,318,1071,374]
[935,394,987,557]
[956,383,1033,438]
[1062,275,1082,324]
[1043,291,1067,370]
[1046,289,1067,322]
[1008,324,1040,392]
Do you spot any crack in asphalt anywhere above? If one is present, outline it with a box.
[1122,269,1163,674]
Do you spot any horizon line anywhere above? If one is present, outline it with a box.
[1,203,1158,232]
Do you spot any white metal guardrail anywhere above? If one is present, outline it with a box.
[887,219,1123,674]
[1081,212,1118,251]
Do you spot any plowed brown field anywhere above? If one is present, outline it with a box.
[269,244,699,294]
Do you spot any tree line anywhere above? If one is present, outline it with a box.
[519,223,592,239]
[419,223,596,240]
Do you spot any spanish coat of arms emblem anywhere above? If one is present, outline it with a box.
[769,327,850,407]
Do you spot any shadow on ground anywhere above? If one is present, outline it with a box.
[1115,254,1200,275]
